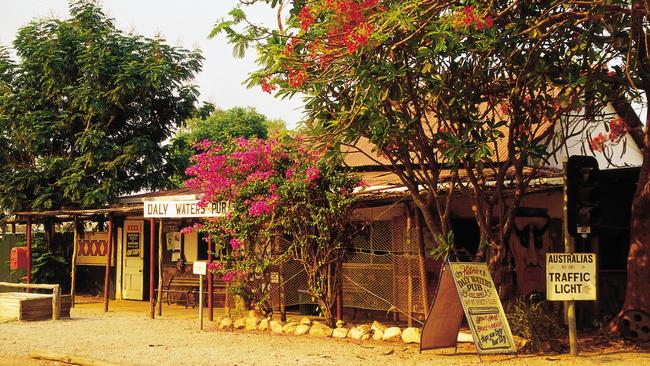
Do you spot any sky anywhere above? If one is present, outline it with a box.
[0,0,305,129]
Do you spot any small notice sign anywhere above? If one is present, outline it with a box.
[270,272,280,284]
[124,220,143,257]
[449,262,516,354]
[546,253,597,301]
[193,261,207,275]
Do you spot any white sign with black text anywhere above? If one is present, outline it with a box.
[193,261,207,276]
[144,200,229,218]
[546,253,597,301]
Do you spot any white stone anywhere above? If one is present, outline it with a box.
[336,319,346,328]
[382,327,402,341]
[332,327,349,338]
[309,323,333,337]
[282,321,299,334]
[294,324,310,335]
[258,318,270,331]
[245,317,260,331]
[233,317,246,329]
[356,324,371,333]
[371,320,386,333]
[299,317,311,325]
[218,317,232,330]
[270,320,284,334]
[348,325,371,340]
[401,327,421,344]
[372,329,384,341]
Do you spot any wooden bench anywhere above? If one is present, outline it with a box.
[158,275,228,308]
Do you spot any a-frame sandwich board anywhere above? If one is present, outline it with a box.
[420,258,517,356]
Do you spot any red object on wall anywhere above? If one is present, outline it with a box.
[10,247,28,270]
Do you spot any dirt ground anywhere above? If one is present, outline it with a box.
[0,301,649,366]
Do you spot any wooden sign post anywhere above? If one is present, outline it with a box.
[421,259,516,356]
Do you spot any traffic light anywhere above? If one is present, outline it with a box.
[567,155,600,238]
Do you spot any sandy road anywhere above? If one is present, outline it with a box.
[0,306,648,366]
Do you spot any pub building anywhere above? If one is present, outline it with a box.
[8,187,229,321]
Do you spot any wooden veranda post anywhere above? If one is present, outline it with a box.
[149,218,155,319]
[26,217,32,292]
[103,216,113,312]
[405,204,413,328]
[157,220,163,316]
[336,269,343,321]
[208,234,213,321]
[414,206,429,314]
[71,217,78,307]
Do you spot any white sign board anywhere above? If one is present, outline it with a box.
[144,200,228,218]
[270,272,279,284]
[193,261,207,275]
[546,253,597,301]
[449,262,517,354]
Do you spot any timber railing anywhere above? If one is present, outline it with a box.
[0,282,62,320]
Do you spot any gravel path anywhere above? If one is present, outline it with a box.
[0,307,648,366]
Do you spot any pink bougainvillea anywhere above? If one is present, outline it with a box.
[229,238,244,250]
[305,166,321,183]
[183,134,359,315]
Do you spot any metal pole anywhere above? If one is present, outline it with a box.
[207,235,213,321]
[26,217,32,291]
[199,274,204,330]
[103,216,113,312]
[149,218,155,319]
[563,158,579,356]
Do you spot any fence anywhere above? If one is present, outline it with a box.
[269,202,428,324]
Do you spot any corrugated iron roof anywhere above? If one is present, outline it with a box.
[342,106,553,169]
[13,205,143,218]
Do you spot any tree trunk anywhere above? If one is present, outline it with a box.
[614,88,650,331]
[616,130,650,326]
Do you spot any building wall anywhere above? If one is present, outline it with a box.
[547,103,643,170]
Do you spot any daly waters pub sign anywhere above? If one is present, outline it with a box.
[546,253,597,301]
[144,200,229,218]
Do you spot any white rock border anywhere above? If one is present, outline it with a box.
[212,315,421,345]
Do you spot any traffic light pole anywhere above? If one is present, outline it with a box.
[563,159,579,356]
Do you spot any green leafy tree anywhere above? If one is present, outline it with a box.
[167,106,281,186]
[212,0,616,290]
[0,1,202,211]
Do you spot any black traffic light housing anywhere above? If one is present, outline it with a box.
[567,155,601,237]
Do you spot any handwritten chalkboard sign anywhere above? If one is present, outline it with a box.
[449,262,516,354]
[421,261,517,355]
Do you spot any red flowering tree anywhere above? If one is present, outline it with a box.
[185,135,359,325]
[212,1,617,292]
[583,1,650,327]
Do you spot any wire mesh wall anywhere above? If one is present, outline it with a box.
[268,203,428,322]
[342,214,427,320]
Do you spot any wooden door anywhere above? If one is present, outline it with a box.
[122,220,144,300]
